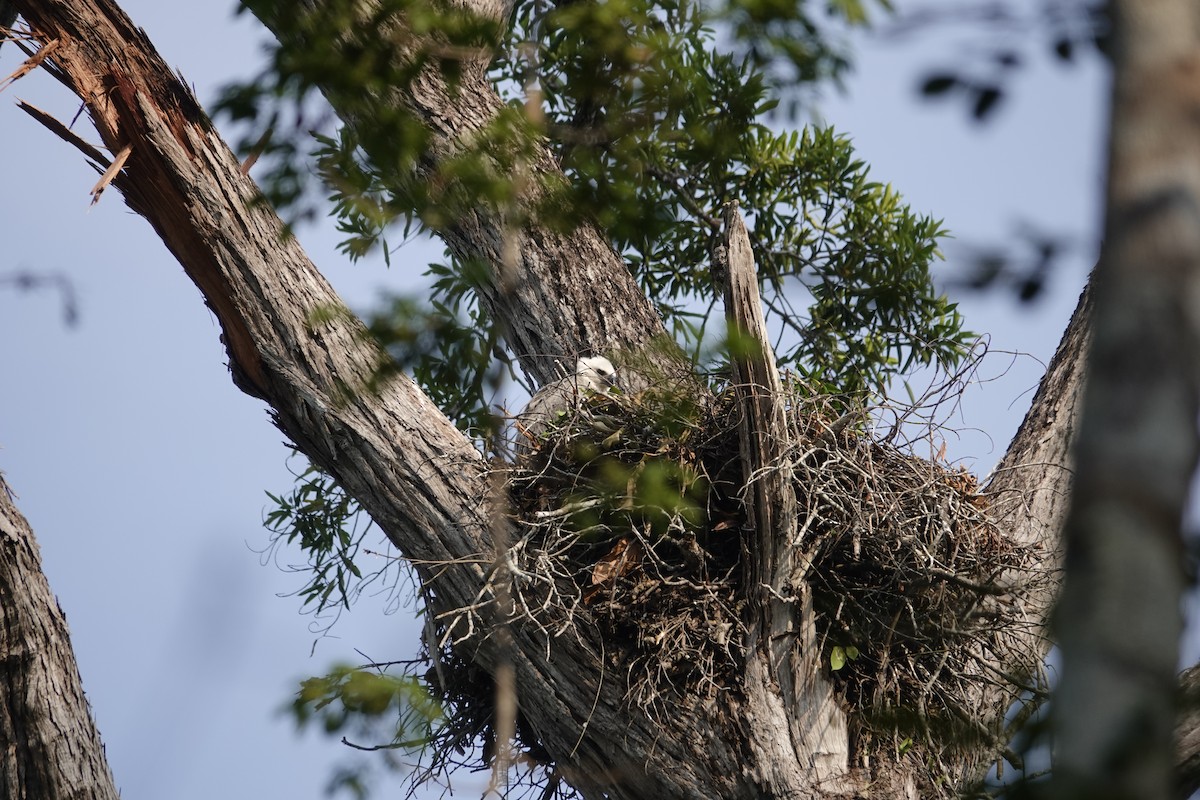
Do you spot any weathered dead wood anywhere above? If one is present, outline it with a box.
[0,36,56,88]
[15,100,109,165]
[719,201,794,589]
[716,203,851,794]
[0,475,120,800]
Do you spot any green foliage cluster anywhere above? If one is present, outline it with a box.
[264,455,389,616]
[290,664,443,797]
[224,0,504,218]
[556,437,710,541]
[221,0,970,428]
[294,665,439,737]
[361,288,508,437]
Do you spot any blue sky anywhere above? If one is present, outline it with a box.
[0,2,1111,798]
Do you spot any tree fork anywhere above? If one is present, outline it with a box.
[12,1,1200,798]
[5,2,777,797]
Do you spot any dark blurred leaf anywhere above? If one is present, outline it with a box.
[994,50,1021,69]
[971,86,1003,120]
[1017,276,1043,303]
[920,74,958,96]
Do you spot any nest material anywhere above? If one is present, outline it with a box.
[425,378,1041,794]
[509,383,747,714]
[788,405,1043,765]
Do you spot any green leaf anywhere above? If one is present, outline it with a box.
[830,646,846,671]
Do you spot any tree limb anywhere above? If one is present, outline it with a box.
[0,474,120,800]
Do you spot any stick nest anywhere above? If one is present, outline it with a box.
[428,378,1043,791]
[510,382,748,713]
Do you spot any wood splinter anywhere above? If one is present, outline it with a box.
[89,142,132,204]
[0,37,60,92]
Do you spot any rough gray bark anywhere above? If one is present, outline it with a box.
[1176,664,1200,798]
[1051,3,1200,798]
[0,475,120,800]
[4,0,1197,799]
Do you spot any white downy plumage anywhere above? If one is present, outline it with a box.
[516,356,619,450]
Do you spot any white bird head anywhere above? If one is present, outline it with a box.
[576,355,619,392]
[515,355,621,455]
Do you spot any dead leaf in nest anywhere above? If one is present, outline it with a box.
[591,537,642,586]
[945,470,984,506]
[583,538,645,605]
[968,493,990,510]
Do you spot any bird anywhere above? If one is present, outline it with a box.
[515,356,619,450]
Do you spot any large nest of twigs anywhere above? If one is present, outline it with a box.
[785,401,1042,762]
[509,383,748,713]
[427,377,1040,791]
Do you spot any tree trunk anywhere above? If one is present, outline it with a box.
[0,475,120,800]
[3,0,1195,798]
[1052,3,1200,798]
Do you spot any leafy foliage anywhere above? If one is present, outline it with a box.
[223,0,503,216]
[220,0,969,425]
[289,663,443,798]
[264,454,392,616]
[361,287,510,438]
[292,664,439,739]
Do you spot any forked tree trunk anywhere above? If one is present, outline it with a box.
[1,1,1198,798]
